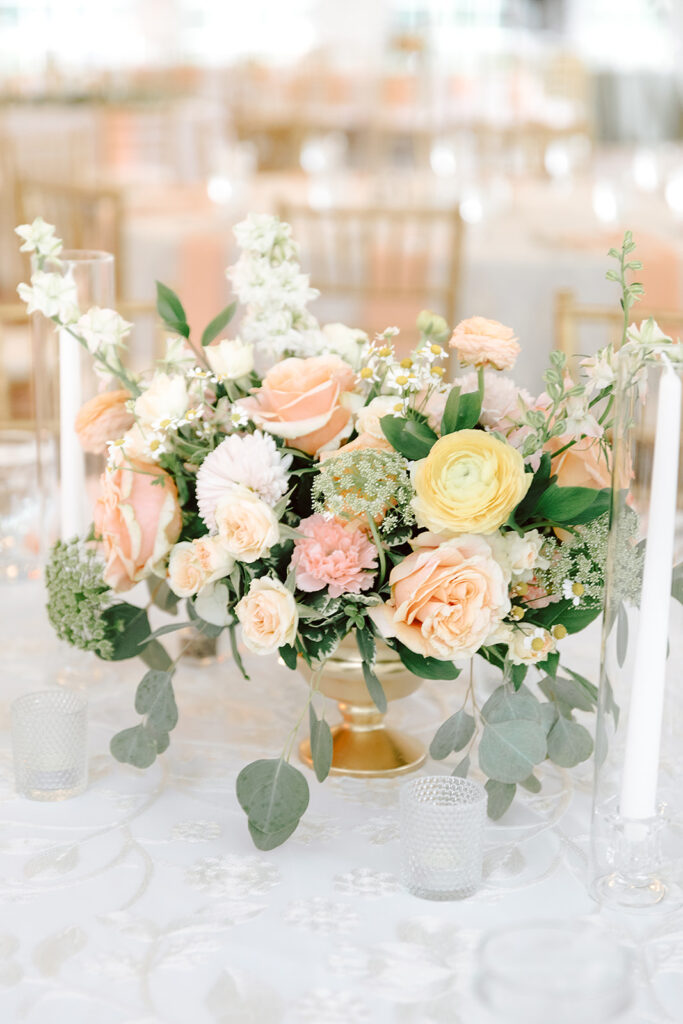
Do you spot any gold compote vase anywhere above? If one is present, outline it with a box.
[298,633,426,777]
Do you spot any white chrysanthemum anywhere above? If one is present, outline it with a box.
[196,430,292,530]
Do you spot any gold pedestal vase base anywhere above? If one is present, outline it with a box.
[298,634,426,779]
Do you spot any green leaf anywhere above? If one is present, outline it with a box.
[134,670,178,735]
[512,453,555,524]
[440,386,461,435]
[539,702,559,734]
[453,389,482,431]
[481,686,541,724]
[538,675,596,713]
[525,599,601,635]
[156,281,188,332]
[534,484,610,527]
[102,604,151,661]
[356,627,376,666]
[308,706,333,783]
[139,639,173,671]
[379,415,437,460]
[393,641,461,680]
[362,661,387,713]
[429,709,475,759]
[616,602,628,668]
[485,779,516,820]
[520,773,541,794]
[672,563,683,604]
[248,818,300,850]
[451,754,470,778]
[144,621,193,643]
[546,716,594,768]
[201,301,237,347]
[565,667,598,702]
[479,719,547,784]
[279,644,298,671]
[236,758,310,835]
[110,724,157,769]
[147,578,179,614]
[544,650,560,679]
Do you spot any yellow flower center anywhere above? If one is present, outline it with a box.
[531,636,545,652]
[400,357,413,368]
[572,582,584,597]
[360,367,374,379]
[551,624,568,639]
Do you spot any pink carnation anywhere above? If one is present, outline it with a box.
[291,515,378,598]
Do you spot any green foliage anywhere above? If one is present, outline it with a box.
[134,670,178,738]
[616,603,629,667]
[673,563,683,604]
[482,686,541,725]
[379,415,437,460]
[485,779,516,820]
[512,453,556,525]
[156,281,189,338]
[139,640,174,671]
[102,604,151,660]
[546,716,593,767]
[201,301,237,347]
[534,485,610,527]
[478,719,547,784]
[362,661,387,713]
[308,706,333,782]
[147,578,179,614]
[451,754,470,778]
[393,641,461,680]
[538,674,597,713]
[236,758,309,847]
[429,709,475,760]
[110,724,158,769]
[442,369,484,433]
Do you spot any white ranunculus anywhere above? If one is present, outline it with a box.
[15,217,63,259]
[214,486,280,563]
[489,529,548,583]
[235,576,298,654]
[17,270,79,322]
[194,581,233,627]
[205,337,254,380]
[321,323,369,369]
[134,373,189,428]
[356,395,402,440]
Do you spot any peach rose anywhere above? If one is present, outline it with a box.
[75,390,134,454]
[318,431,393,463]
[546,435,611,491]
[236,354,357,456]
[235,577,298,654]
[94,456,182,591]
[214,486,280,563]
[369,533,510,659]
[168,536,234,598]
[450,316,520,371]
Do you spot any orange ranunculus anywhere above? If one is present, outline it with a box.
[94,456,182,591]
[74,390,134,455]
[546,435,611,491]
[236,354,357,456]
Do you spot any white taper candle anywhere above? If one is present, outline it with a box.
[620,360,681,820]
[58,328,86,541]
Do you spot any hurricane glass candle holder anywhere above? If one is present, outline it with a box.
[12,690,88,800]
[400,775,486,900]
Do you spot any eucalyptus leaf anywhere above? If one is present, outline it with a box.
[308,706,333,783]
[248,818,300,850]
[110,724,157,769]
[539,702,559,734]
[479,719,547,784]
[672,563,683,604]
[139,639,173,671]
[236,758,309,834]
[147,578,179,614]
[481,687,541,725]
[102,604,151,661]
[429,709,475,760]
[356,627,376,666]
[134,670,178,735]
[520,773,542,794]
[546,716,594,768]
[538,675,596,713]
[485,779,516,820]
[362,662,387,713]
[451,754,470,778]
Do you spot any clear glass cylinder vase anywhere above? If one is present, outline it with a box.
[591,351,683,909]
[32,250,115,551]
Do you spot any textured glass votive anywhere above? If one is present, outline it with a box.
[475,921,633,1023]
[11,690,88,800]
[400,775,486,900]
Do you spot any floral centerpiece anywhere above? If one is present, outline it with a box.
[17,217,661,847]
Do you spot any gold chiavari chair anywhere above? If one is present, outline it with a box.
[278,202,463,349]
[555,289,683,374]
[0,303,32,429]
[15,178,125,298]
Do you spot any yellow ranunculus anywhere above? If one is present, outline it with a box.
[411,429,531,535]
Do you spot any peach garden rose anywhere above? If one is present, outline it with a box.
[75,389,134,455]
[236,354,357,456]
[450,316,520,371]
[214,486,280,563]
[369,533,510,659]
[94,456,182,591]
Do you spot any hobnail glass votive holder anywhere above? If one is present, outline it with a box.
[400,775,486,900]
[11,690,88,801]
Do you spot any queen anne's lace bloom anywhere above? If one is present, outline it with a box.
[196,430,292,531]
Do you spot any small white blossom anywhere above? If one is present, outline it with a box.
[76,307,132,357]
[15,217,63,259]
[562,579,583,606]
[562,395,602,438]
[580,349,616,392]
[17,270,79,322]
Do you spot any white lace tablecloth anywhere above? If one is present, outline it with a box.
[1,581,682,1024]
